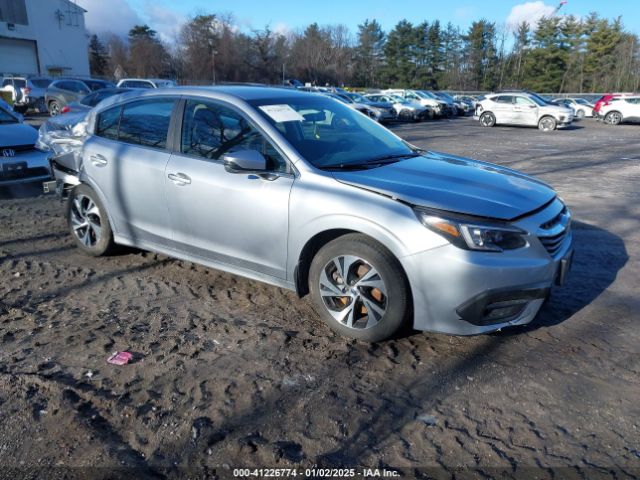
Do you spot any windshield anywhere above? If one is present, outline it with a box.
[0,106,19,123]
[249,95,417,169]
[526,92,551,106]
[348,93,367,103]
[416,91,435,99]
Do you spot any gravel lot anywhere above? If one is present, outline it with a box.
[1,117,639,478]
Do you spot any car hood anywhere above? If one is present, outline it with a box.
[45,111,88,131]
[332,151,556,221]
[0,122,37,147]
[542,104,573,114]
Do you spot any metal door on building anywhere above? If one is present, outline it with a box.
[0,37,39,75]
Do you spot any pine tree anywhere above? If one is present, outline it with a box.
[353,19,385,87]
[463,20,498,90]
[88,34,109,77]
[383,20,417,87]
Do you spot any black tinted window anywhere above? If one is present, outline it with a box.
[495,96,514,104]
[122,80,153,89]
[118,99,175,149]
[31,79,52,88]
[96,105,121,140]
[181,99,287,172]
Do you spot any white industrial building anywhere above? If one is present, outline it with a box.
[0,0,90,76]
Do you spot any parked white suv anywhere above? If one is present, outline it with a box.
[475,92,574,131]
[599,96,640,125]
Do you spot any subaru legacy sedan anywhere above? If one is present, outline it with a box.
[49,87,573,342]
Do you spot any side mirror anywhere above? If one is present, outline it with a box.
[223,149,267,174]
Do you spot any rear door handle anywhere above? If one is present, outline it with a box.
[90,154,108,167]
[168,172,191,185]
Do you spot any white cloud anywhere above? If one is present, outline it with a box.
[143,2,187,43]
[272,22,291,37]
[76,0,142,38]
[506,1,556,30]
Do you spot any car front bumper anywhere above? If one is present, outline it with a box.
[0,149,51,185]
[401,199,573,335]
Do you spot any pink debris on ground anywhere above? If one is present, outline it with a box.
[107,351,133,365]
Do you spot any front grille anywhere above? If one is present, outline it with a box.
[1,144,35,153]
[538,205,571,256]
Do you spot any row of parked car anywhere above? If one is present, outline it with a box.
[0,75,175,115]
[300,86,475,123]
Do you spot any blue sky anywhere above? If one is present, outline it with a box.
[76,0,639,41]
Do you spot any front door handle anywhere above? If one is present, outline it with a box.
[168,172,191,185]
[90,154,108,167]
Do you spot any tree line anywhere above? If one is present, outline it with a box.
[88,12,640,93]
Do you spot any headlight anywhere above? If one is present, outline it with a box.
[415,208,528,252]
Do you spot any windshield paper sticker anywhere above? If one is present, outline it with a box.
[259,104,305,123]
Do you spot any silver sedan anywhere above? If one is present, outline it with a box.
[49,87,573,342]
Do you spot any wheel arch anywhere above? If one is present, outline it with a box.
[72,177,119,240]
[479,110,496,125]
[293,228,411,299]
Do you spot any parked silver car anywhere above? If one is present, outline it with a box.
[475,92,574,131]
[49,87,573,341]
[364,93,431,121]
[0,102,50,185]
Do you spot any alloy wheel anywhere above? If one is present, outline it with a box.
[70,194,102,247]
[540,117,555,131]
[606,112,622,125]
[318,255,387,330]
[480,113,494,127]
[49,102,60,116]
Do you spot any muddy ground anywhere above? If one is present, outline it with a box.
[1,117,639,479]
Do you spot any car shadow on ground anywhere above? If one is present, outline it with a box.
[0,183,48,200]
[495,219,628,335]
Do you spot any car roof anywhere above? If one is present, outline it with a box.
[93,85,319,111]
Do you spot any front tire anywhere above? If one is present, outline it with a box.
[479,112,496,127]
[576,109,585,119]
[309,234,410,342]
[604,111,622,125]
[538,116,557,131]
[67,184,115,256]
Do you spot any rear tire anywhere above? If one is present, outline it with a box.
[604,111,622,125]
[48,100,61,116]
[309,234,410,342]
[67,184,115,256]
[538,116,557,131]
[479,112,496,127]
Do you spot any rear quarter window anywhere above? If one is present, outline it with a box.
[96,105,121,140]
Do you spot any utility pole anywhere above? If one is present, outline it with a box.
[211,49,217,85]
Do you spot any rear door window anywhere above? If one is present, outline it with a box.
[117,98,176,149]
